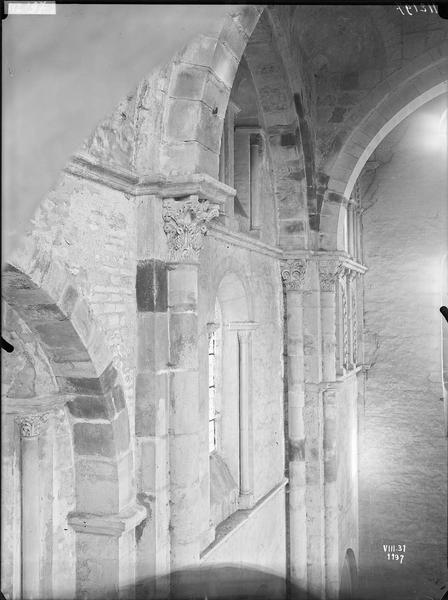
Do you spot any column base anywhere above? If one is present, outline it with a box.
[238,491,254,510]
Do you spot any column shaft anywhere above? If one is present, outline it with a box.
[238,331,251,496]
[323,388,339,600]
[168,262,201,570]
[285,289,307,590]
[135,196,170,594]
[20,422,41,600]
[249,140,261,232]
[321,289,337,382]
[347,205,355,258]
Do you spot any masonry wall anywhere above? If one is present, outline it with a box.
[359,98,448,600]
[12,172,138,428]
[1,305,76,600]
[197,229,286,567]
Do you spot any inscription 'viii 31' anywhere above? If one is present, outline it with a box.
[383,544,406,564]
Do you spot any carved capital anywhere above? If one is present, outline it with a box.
[162,195,219,262]
[319,261,345,292]
[18,414,48,437]
[281,260,307,291]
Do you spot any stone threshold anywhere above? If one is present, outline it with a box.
[200,478,288,560]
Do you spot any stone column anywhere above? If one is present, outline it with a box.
[162,195,219,575]
[348,270,358,368]
[238,330,251,496]
[219,100,240,226]
[319,261,344,382]
[281,259,308,592]
[19,414,47,600]
[347,204,355,258]
[302,259,324,598]
[249,134,263,234]
[355,208,363,263]
[135,194,171,596]
[319,261,344,599]
[322,387,339,600]
[224,322,258,508]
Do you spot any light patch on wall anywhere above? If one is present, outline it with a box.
[351,428,358,482]
[413,99,448,154]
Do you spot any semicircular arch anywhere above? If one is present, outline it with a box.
[319,48,448,249]
[2,263,134,517]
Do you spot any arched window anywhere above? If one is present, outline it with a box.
[207,273,258,531]
[218,57,265,237]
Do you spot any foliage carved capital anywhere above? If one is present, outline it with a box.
[162,195,219,262]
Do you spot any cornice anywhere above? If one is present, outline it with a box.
[226,321,259,331]
[65,153,235,206]
[3,394,74,416]
[282,250,367,274]
[209,224,283,259]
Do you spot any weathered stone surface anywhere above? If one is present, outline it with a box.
[135,373,168,437]
[73,422,116,458]
[169,313,198,368]
[137,313,168,372]
[136,259,167,313]
[67,394,116,420]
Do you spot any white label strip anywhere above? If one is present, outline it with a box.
[7,2,56,15]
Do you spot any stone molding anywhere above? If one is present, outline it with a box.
[65,153,235,206]
[226,321,259,332]
[4,394,72,416]
[68,503,146,537]
[18,414,48,438]
[209,224,283,259]
[281,259,307,291]
[162,195,220,262]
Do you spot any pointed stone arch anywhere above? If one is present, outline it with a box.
[162,7,312,251]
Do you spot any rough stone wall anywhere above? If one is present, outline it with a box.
[2,303,57,398]
[12,173,138,429]
[359,98,447,600]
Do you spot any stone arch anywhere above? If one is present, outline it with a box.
[160,6,263,177]
[162,7,310,250]
[243,10,309,250]
[319,46,448,249]
[207,257,253,324]
[2,263,134,515]
[216,272,250,324]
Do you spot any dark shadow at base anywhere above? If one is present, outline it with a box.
[123,565,357,600]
